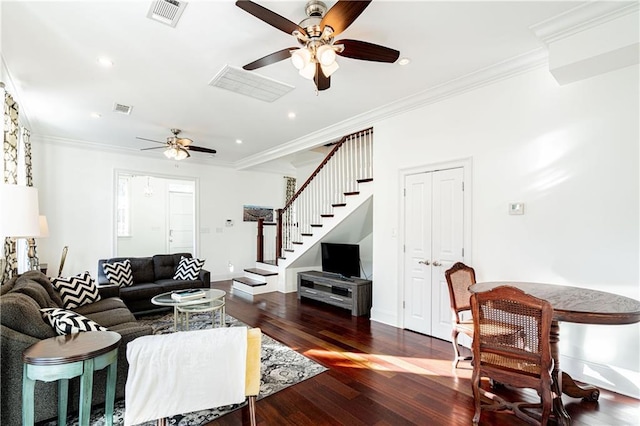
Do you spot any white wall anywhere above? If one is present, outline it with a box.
[31,141,285,281]
[372,64,639,397]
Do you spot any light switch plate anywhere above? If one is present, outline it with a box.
[509,202,524,215]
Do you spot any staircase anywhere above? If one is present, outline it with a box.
[232,128,373,296]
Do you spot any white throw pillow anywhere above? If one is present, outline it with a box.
[173,256,205,281]
[40,308,108,335]
[52,271,101,309]
[102,259,134,287]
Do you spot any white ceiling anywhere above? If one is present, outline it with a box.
[2,0,587,169]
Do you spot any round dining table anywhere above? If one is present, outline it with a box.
[470,281,640,426]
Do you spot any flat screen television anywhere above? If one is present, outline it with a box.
[321,243,360,279]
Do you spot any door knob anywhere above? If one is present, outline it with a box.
[432,260,442,267]
[418,260,431,266]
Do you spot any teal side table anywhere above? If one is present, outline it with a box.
[22,331,121,426]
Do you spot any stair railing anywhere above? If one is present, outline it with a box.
[275,127,373,260]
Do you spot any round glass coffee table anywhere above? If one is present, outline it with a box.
[151,289,226,331]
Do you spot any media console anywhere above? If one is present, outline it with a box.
[297,270,372,317]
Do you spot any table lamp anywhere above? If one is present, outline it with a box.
[0,184,40,279]
[26,215,49,271]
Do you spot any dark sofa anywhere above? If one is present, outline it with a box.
[97,253,210,314]
[0,271,153,426]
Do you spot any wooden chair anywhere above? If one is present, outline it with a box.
[470,286,554,426]
[444,262,476,368]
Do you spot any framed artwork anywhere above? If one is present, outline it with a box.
[243,205,274,222]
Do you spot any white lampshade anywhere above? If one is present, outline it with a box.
[174,148,190,161]
[39,216,49,238]
[299,62,316,80]
[0,185,40,238]
[164,147,178,158]
[316,44,336,66]
[291,48,311,70]
[321,61,339,77]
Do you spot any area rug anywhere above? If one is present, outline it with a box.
[43,312,327,426]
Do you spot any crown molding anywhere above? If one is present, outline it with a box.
[530,1,640,45]
[235,48,548,171]
[30,134,236,169]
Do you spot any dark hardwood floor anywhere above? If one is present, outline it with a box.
[208,280,639,426]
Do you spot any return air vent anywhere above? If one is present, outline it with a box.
[147,0,188,27]
[113,103,133,115]
[208,65,294,102]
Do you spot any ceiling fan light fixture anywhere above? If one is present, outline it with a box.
[299,61,316,80]
[174,148,189,161]
[291,48,311,70]
[164,146,178,158]
[321,61,339,78]
[316,44,336,66]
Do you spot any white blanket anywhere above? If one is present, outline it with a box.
[125,327,248,426]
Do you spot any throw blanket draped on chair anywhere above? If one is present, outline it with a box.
[125,327,248,426]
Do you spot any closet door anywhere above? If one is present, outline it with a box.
[403,167,464,340]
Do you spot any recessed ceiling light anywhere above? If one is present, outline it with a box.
[97,57,113,67]
[90,112,101,118]
[398,57,411,66]
[288,112,296,119]
[235,139,243,144]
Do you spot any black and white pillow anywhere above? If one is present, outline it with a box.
[102,259,134,287]
[40,308,108,335]
[52,271,101,309]
[173,256,205,280]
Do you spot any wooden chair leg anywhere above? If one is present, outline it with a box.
[451,329,462,368]
[248,395,257,426]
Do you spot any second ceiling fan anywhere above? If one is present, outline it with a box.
[137,128,216,161]
[236,0,400,91]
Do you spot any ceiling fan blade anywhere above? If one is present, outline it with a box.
[320,0,372,37]
[188,145,217,154]
[140,146,166,151]
[336,39,400,63]
[176,138,193,146]
[236,0,306,36]
[136,136,165,144]
[315,62,331,91]
[243,48,297,70]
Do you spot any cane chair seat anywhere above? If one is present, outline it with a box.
[471,286,554,426]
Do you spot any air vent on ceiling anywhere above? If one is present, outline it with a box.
[208,65,294,102]
[147,0,188,27]
[113,103,133,115]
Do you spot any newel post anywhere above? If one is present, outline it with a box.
[256,218,264,263]
[276,209,283,261]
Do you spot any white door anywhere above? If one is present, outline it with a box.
[403,167,464,340]
[169,191,194,254]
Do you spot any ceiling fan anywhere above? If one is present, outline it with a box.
[236,0,400,91]
[137,128,217,161]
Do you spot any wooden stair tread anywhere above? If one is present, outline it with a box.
[320,214,334,218]
[244,267,278,276]
[344,191,359,196]
[310,224,323,228]
[233,276,266,287]
[357,178,373,183]
[301,233,313,237]
[332,203,347,208]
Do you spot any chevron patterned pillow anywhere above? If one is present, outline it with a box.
[52,271,101,309]
[173,256,205,280]
[40,308,108,335]
[102,259,134,287]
